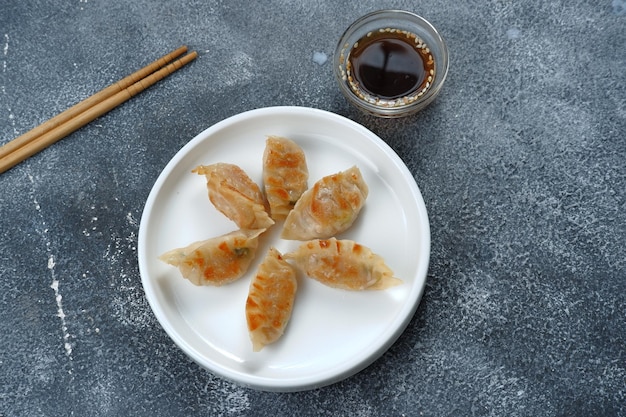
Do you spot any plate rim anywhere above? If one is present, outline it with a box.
[138,105,430,391]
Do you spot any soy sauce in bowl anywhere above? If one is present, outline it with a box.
[348,28,434,100]
[335,10,448,118]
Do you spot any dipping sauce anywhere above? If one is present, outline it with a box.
[345,28,435,106]
[334,10,448,117]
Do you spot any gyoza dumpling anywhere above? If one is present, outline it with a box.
[193,163,274,230]
[285,238,401,290]
[281,166,368,240]
[159,229,264,286]
[262,136,309,220]
[246,247,297,351]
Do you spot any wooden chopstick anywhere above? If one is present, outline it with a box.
[0,45,187,162]
[0,46,197,174]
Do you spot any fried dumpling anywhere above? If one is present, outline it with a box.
[262,136,309,220]
[246,247,297,351]
[281,166,368,240]
[159,229,264,286]
[285,238,401,290]
[193,163,274,230]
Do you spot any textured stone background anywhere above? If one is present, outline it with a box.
[1,1,624,416]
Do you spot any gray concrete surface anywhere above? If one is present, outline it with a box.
[1,1,624,416]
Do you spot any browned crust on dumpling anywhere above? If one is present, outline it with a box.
[159,229,264,286]
[281,166,368,240]
[285,238,401,290]
[193,163,274,230]
[262,136,309,220]
[246,247,297,351]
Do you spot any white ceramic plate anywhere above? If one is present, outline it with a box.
[138,106,430,391]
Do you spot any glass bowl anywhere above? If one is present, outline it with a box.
[334,10,449,118]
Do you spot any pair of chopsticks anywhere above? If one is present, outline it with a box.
[0,45,197,174]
